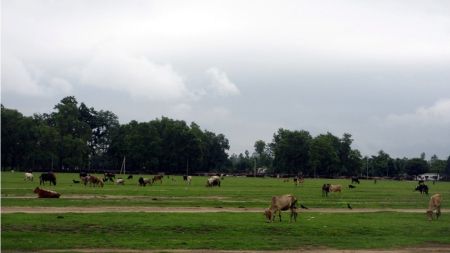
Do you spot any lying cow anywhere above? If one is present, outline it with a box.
[322,184,342,197]
[426,193,442,221]
[206,176,221,187]
[34,187,61,198]
[264,194,298,222]
[116,178,125,185]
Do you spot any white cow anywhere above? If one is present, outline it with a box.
[24,172,34,182]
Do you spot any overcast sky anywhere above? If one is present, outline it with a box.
[2,0,450,159]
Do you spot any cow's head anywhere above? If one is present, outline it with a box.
[264,208,273,222]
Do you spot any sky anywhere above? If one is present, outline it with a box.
[2,0,450,159]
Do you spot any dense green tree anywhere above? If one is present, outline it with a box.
[271,128,312,175]
[405,158,429,176]
[310,134,339,177]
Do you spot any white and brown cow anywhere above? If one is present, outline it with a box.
[264,194,298,222]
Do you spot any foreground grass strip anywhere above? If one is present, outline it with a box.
[2,212,449,251]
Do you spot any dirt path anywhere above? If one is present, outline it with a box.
[31,245,450,253]
[2,206,449,214]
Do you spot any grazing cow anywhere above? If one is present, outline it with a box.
[351,177,360,184]
[88,175,104,187]
[79,172,88,178]
[115,178,125,185]
[322,184,342,197]
[81,176,90,186]
[104,172,115,182]
[127,175,133,179]
[183,175,192,184]
[33,187,60,198]
[72,179,80,184]
[293,177,304,187]
[24,172,34,182]
[39,172,56,186]
[415,184,429,195]
[264,194,298,222]
[152,175,163,184]
[138,177,152,186]
[206,176,221,187]
[426,193,442,221]
[348,185,356,189]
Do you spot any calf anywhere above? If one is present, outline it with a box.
[348,184,356,189]
[426,193,442,221]
[351,176,360,184]
[33,187,60,198]
[116,178,125,185]
[264,194,298,222]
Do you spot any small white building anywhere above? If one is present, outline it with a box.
[416,173,440,181]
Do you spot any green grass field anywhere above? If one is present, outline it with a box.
[2,172,450,251]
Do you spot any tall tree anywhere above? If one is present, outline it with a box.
[271,128,312,175]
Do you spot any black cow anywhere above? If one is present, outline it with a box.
[40,172,56,186]
[127,175,133,179]
[79,172,88,178]
[104,172,115,182]
[415,184,429,195]
[351,176,360,184]
[348,184,356,189]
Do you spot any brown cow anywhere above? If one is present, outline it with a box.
[33,187,60,198]
[88,175,104,187]
[152,175,163,184]
[426,193,442,221]
[322,184,342,197]
[264,194,298,222]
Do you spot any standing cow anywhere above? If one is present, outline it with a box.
[206,176,221,187]
[322,184,342,197]
[264,194,298,222]
[39,172,56,186]
[426,193,442,221]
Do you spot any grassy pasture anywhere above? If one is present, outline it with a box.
[2,172,449,209]
[1,172,450,251]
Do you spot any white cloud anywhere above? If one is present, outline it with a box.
[205,67,240,96]
[385,99,450,126]
[2,56,44,96]
[2,55,73,97]
[80,51,190,101]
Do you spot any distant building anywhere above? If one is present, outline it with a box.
[416,173,440,181]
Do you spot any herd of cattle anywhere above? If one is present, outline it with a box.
[23,172,442,222]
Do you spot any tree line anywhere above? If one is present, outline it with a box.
[2,96,450,177]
